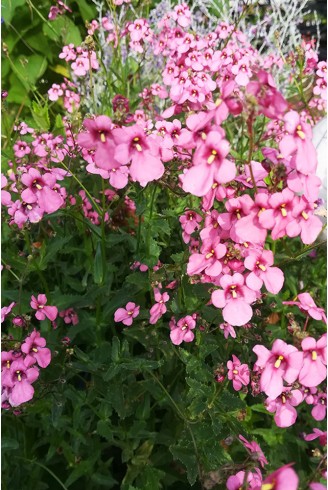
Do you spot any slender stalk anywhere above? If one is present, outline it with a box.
[246,112,258,192]
[16,457,68,490]
[60,162,102,215]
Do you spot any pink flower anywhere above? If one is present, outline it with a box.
[1,302,16,323]
[283,293,327,323]
[21,330,51,368]
[279,110,317,175]
[217,194,255,242]
[114,302,140,326]
[8,358,39,407]
[59,308,79,325]
[311,393,327,421]
[285,197,323,245]
[227,355,250,391]
[179,210,202,243]
[238,435,268,468]
[2,351,20,387]
[77,116,119,170]
[211,273,257,326]
[1,175,12,206]
[13,140,31,158]
[113,125,164,186]
[71,56,90,77]
[233,192,269,245]
[258,188,296,240]
[304,428,327,446]
[170,315,196,345]
[48,83,64,101]
[266,389,303,427]
[182,131,236,197]
[226,469,262,490]
[253,339,303,399]
[187,237,226,277]
[59,44,76,61]
[310,484,326,490]
[244,249,284,294]
[172,3,191,28]
[246,70,288,119]
[258,464,299,490]
[219,322,236,339]
[108,166,129,189]
[30,294,58,322]
[21,168,64,214]
[149,289,169,324]
[298,335,327,387]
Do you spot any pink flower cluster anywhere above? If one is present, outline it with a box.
[227,463,299,490]
[48,0,71,21]
[48,79,80,113]
[252,331,327,428]
[1,120,81,227]
[2,330,51,407]
[127,18,153,53]
[59,44,99,77]
[220,291,327,428]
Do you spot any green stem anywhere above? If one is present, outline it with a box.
[61,162,102,215]
[1,260,21,282]
[146,370,204,487]
[146,184,158,257]
[16,457,68,490]
[276,240,326,267]
[246,112,257,192]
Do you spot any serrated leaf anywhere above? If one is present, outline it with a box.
[31,100,50,131]
[97,420,114,442]
[170,434,198,485]
[218,391,245,411]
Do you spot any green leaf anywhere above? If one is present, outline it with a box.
[2,437,19,450]
[250,403,270,414]
[2,0,25,24]
[170,433,198,485]
[7,73,30,106]
[136,466,165,490]
[74,0,97,21]
[64,461,94,487]
[43,16,82,45]
[218,391,245,411]
[91,473,117,488]
[93,242,104,285]
[13,54,47,88]
[31,100,50,131]
[53,114,65,136]
[97,420,114,442]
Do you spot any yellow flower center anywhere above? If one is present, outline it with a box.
[274,355,284,368]
[280,204,287,217]
[205,250,214,259]
[207,150,217,164]
[296,125,306,139]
